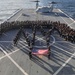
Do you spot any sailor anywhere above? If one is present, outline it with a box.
[0,27,2,35]
[27,39,30,46]
[32,31,36,45]
[29,43,33,50]
[32,25,34,31]
[70,33,74,43]
[46,37,50,46]
[29,51,32,59]
[32,38,35,45]
[13,38,17,46]
[64,33,68,41]
[22,30,26,38]
[73,34,75,43]
[42,29,46,36]
[48,46,51,59]
[68,32,72,42]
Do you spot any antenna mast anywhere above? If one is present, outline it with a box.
[31,0,40,9]
[36,0,39,9]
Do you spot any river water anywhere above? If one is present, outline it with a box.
[0,0,75,23]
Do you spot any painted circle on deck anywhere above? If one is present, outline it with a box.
[50,35,55,46]
[34,35,55,48]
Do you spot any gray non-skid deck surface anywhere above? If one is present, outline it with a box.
[0,9,75,75]
[7,9,75,29]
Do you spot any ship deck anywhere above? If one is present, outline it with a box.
[0,9,75,75]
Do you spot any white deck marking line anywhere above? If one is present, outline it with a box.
[58,14,68,24]
[58,9,75,22]
[15,13,22,21]
[3,33,8,36]
[55,41,67,42]
[56,42,75,51]
[0,41,27,42]
[0,47,23,61]
[0,50,21,61]
[8,9,22,20]
[68,21,75,26]
[20,38,27,42]
[55,41,71,43]
[18,42,27,46]
[58,9,75,26]
[0,47,28,75]
[0,41,12,42]
[53,52,75,75]
[53,45,72,55]
[34,46,47,48]
[0,55,6,60]
[20,44,29,50]
[0,42,28,61]
[55,41,75,47]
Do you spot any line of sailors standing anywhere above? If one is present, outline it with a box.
[1,20,75,43]
[53,21,75,43]
[0,20,75,59]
